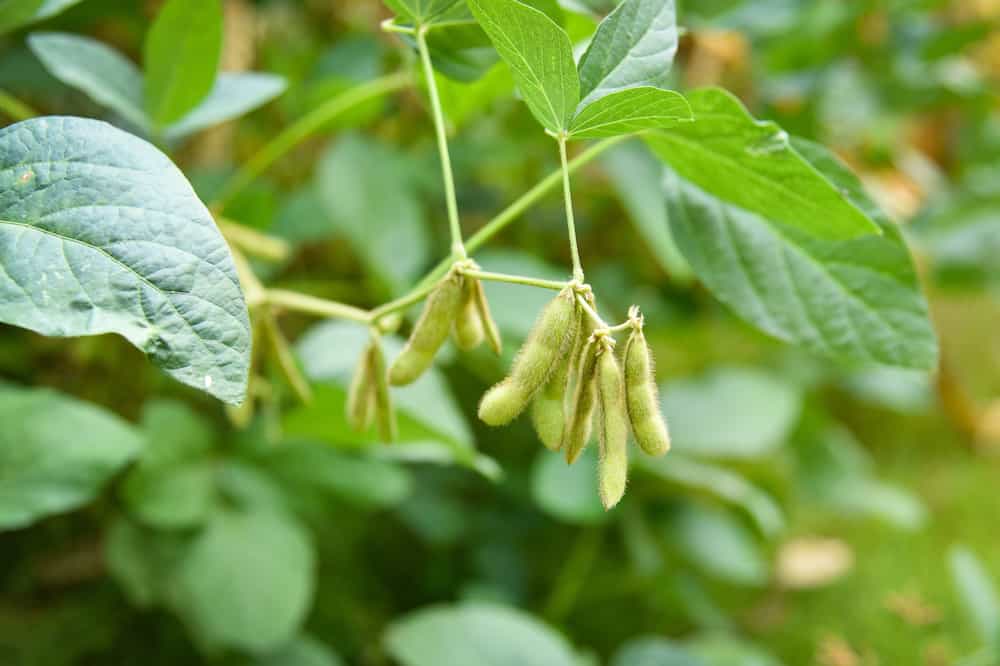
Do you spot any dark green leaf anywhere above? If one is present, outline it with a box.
[0,117,252,403]
[646,87,880,240]
[144,0,222,127]
[0,0,83,35]
[569,87,691,138]
[663,135,937,369]
[0,386,142,530]
[576,0,678,108]
[164,73,287,141]
[385,602,579,666]
[28,32,148,130]
[467,0,578,132]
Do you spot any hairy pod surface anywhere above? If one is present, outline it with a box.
[562,336,600,464]
[369,337,397,442]
[624,327,670,457]
[478,287,577,426]
[453,277,485,351]
[346,342,376,431]
[473,278,503,355]
[530,307,582,450]
[596,347,629,509]
[388,271,464,386]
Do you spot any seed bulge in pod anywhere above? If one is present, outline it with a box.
[478,287,577,426]
[562,336,600,464]
[530,307,582,450]
[369,336,397,442]
[346,342,376,431]
[453,277,485,351]
[596,345,629,509]
[624,326,670,457]
[389,270,464,386]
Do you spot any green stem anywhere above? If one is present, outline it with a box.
[211,71,411,211]
[462,268,566,291]
[369,280,439,322]
[416,26,465,258]
[0,89,37,122]
[266,289,370,323]
[558,134,583,282]
[261,307,314,404]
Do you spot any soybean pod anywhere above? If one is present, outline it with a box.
[389,270,464,386]
[453,277,485,351]
[596,344,629,509]
[368,335,397,442]
[346,342,376,431]
[473,278,503,355]
[624,325,670,457]
[562,335,600,464]
[530,306,582,450]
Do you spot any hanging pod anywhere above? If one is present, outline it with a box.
[368,335,398,442]
[530,305,582,450]
[478,286,577,426]
[473,278,503,355]
[596,343,629,510]
[346,341,377,431]
[453,275,485,351]
[388,268,465,386]
[562,334,601,464]
[623,317,670,457]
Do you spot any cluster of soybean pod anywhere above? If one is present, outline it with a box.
[346,258,671,510]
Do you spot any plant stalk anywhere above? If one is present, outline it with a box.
[461,268,566,291]
[559,134,584,282]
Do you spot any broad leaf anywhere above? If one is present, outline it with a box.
[467,0,578,133]
[0,0,84,35]
[144,0,222,127]
[664,135,937,370]
[0,386,142,530]
[613,637,706,666]
[165,73,287,141]
[646,88,879,240]
[577,0,678,108]
[0,117,252,403]
[668,504,768,586]
[385,603,579,666]
[28,32,148,130]
[106,517,191,607]
[531,448,607,525]
[384,0,463,24]
[167,508,316,654]
[568,87,691,138]
[950,546,1000,645]
[253,636,345,666]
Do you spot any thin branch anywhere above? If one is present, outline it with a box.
[219,218,291,262]
[0,89,36,122]
[266,289,370,323]
[461,268,567,291]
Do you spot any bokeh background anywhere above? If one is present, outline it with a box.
[2,0,1000,664]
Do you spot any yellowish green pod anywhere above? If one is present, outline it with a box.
[624,327,670,457]
[562,336,600,464]
[478,287,577,426]
[346,343,376,431]
[530,308,582,450]
[596,347,629,509]
[389,271,464,386]
[453,277,485,351]
[473,278,503,355]
[368,336,397,442]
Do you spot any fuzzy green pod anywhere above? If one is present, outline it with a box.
[346,343,376,431]
[473,278,503,355]
[367,336,397,442]
[453,277,485,351]
[562,336,600,464]
[389,271,464,386]
[624,327,670,457]
[596,347,629,509]
[530,307,582,450]
[478,287,577,426]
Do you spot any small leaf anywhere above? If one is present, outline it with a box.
[144,0,223,127]
[0,386,143,530]
[950,546,1000,646]
[612,637,706,666]
[105,517,190,608]
[167,508,316,654]
[253,635,345,666]
[531,448,607,525]
[646,87,880,240]
[663,134,937,370]
[569,87,691,138]
[164,73,287,141]
[384,0,463,24]
[28,32,148,130]
[467,0,578,133]
[385,602,579,666]
[0,0,84,35]
[577,0,679,108]
[0,117,251,403]
[669,504,768,586]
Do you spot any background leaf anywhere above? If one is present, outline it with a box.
[531,448,607,525]
[0,385,142,530]
[0,117,251,403]
[164,73,287,141]
[569,87,691,138]
[613,637,706,666]
[0,0,83,35]
[143,0,222,127]
[668,505,769,586]
[950,546,1000,646]
[467,0,578,132]
[576,0,679,108]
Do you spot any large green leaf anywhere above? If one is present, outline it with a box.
[576,0,678,108]
[384,0,463,24]
[0,117,251,403]
[167,508,316,654]
[668,504,768,586]
[143,0,222,127]
[28,32,148,130]
[0,386,142,530]
[164,73,287,141]
[531,448,607,525]
[0,0,84,35]
[646,88,879,240]
[467,0,578,133]
[568,87,691,138]
[385,602,579,666]
[663,135,937,370]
